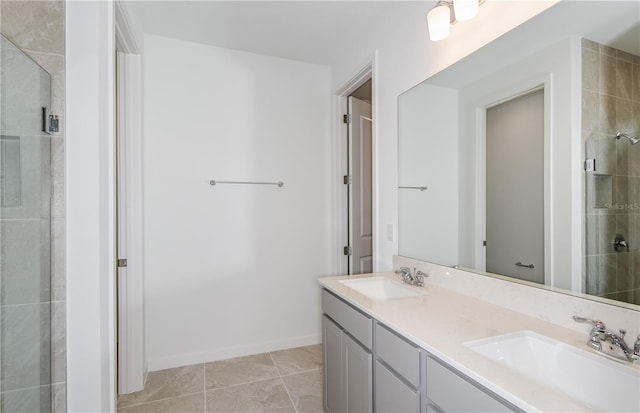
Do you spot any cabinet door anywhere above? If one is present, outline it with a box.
[426,356,520,413]
[375,360,420,413]
[323,315,345,413]
[344,333,373,413]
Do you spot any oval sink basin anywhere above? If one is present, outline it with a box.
[339,276,426,300]
[466,331,640,412]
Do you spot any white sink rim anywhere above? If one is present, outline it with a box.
[339,276,426,301]
[465,330,640,412]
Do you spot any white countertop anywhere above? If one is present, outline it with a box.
[318,272,640,412]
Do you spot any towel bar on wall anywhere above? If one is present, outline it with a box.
[399,186,428,191]
[209,180,284,187]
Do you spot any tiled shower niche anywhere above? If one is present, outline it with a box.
[583,38,640,305]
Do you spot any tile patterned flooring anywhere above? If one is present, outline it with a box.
[118,345,323,413]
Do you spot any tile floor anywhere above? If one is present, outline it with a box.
[117,345,323,413]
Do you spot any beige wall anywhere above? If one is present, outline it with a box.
[1,1,66,411]
[583,38,640,304]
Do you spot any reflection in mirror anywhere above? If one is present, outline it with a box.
[398,1,640,308]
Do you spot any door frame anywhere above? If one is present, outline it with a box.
[473,75,552,285]
[333,58,377,276]
[115,0,146,394]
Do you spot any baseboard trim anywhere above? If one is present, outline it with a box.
[146,334,321,372]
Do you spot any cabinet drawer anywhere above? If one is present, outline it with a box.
[322,289,372,349]
[426,357,520,413]
[375,360,420,413]
[375,322,420,387]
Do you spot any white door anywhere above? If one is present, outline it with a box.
[485,89,544,284]
[348,96,373,274]
[116,51,146,394]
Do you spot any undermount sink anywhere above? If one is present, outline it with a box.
[339,276,426,300]
[466,331,640,412]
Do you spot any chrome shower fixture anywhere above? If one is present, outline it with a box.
[616,132,639,145]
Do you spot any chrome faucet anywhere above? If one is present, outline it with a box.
[395,267,427,287]
[573,316,640,363]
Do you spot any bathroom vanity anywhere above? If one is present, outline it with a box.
[318,267,640,412]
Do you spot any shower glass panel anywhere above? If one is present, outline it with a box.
[584,132,640,306]
[0,34,53,412]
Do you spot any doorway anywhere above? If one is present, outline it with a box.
[347,80,373,274]
[485,89,545,284]
[115,2,146,395]
[336,71,375,276]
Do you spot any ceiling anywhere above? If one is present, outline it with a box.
[130,1,429,66]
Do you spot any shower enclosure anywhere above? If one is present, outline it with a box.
[1,34,53,411]
[585,130,640,305]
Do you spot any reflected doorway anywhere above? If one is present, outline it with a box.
[485,89,545,284]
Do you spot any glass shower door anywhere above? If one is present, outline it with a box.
[0,34,53,412]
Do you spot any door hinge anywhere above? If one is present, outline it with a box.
[343,114,352,124]
[42,107,59,134]
[343,175,352,185]
[584,158,596,172]
[117,258,128,268]
[483,240,487,247]
[343,246,353,256]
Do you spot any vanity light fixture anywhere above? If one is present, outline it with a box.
[427,0,484,41]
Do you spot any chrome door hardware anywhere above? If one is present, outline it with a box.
[584,158,596,172]
[515,261,534,269]
[42,107,59,134]
[343,246,352,256]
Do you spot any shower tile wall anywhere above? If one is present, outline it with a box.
[583,38,640,305]
[0,1,66,412]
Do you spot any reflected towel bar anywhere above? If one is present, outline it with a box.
[209,180,284,187]
[399,186,428,191]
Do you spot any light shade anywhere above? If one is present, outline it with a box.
[453,0,479,22]
[427,4,451,41]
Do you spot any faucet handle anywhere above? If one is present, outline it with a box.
[573,315,606,330]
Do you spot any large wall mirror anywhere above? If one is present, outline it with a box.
[398,0,640,308]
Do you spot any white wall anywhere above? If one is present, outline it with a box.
[331,1,559,271]
[143,35,333,370]
[398,85,458,265]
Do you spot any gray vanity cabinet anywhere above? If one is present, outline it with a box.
[321,288,523,413]
[425,356,523,413]
[374,322,422,413]
[321,290,373,413]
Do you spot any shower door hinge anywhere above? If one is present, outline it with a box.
[343,114,352,124]
[343,175,352,185]
[584,158,596,172]
[42,107,59,134]
[343,246,353,256]
[117,259,128,268]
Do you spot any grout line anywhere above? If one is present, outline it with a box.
[118,391,205,410]
[279,367,322,379]
[206,375,280,392]
[269,352,299,413]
